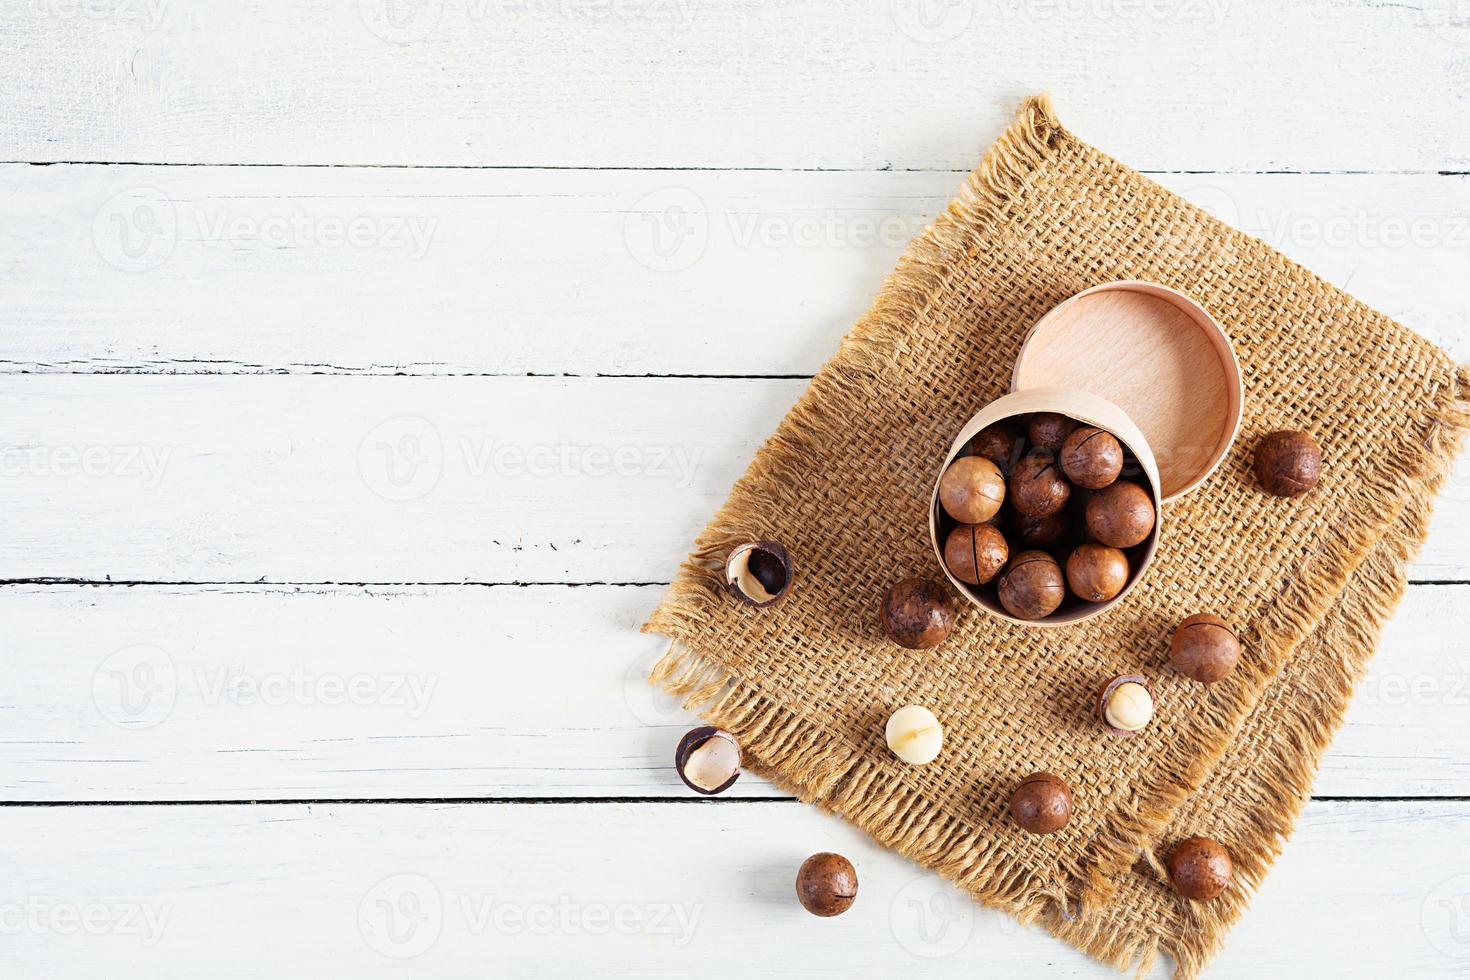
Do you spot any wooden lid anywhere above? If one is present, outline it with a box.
[1011,281,1243,501]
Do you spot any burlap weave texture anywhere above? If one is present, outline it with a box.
[644,96,1470,976]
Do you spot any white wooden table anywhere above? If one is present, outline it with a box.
[3,3,1470,975]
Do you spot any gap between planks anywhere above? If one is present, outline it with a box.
[6,161,1468,175]
[2,797,1464,807]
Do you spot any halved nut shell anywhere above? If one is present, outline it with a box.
[724,540,793,607]
[1096,674,1154,736]
[674,726,742,795]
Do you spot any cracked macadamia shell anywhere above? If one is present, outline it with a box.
[1059,425,1124,489]
[724,541,792,607]
[1097,675,1154,735]
[996,550,1066,621]
[943,523,1008,586]
[674,727,741,795]
[1010,452,1071,518]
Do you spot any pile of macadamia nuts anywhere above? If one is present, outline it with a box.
[935,412,1156,621]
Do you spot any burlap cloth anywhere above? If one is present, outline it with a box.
[644,96,1470,976]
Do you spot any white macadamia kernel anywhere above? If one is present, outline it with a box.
[885,705,943,765]
[1104,682,1153,732]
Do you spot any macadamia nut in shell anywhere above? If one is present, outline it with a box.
[796,853,858,917]
[1170,614,1241,683]
[1010,453,1071,519]
[943,523,1008,586]
[997,550,1066,621]
[881,579,957,650]
[1085,481,1155,549]
[1059,425,1124,489]
[1010,772,1073,835]
[938,456,1006,524]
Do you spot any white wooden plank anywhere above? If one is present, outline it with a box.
[1,581,1464,801]
[3,2,1468,171]
[1,800,1466,977]
[3,167,1467,376]
[0,375,1466,582]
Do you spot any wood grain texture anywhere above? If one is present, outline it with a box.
[1,582,1464,801]
[2,1,1469,170]
[2,800,1468,977]
[2,167,1467,376]
[0,375,1465,582]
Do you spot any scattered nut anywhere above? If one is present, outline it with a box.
[1168,836,1232,902]
[1085,481,1155,549]
[1254,430,1322,497]
[938,455,1006,524]
[1010,452,1071,518]
[1170,613,1241,683]
[996,550,1066,620]
[881,578,958,650]
[1059,425,1124,490]
[796,852,858,917]
[943,522,1008,586]
[1009,772,1074,835]
[725,541,793,607]
[969,421,1025,471]
[1097,675,1154,735]
[1028,412,1078,452]
[885,704,943,765]
[1065,543,1130,603]
[674,726,741,795]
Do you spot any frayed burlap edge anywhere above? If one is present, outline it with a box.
[642,94,1470,976]
[1048,368,1470,979]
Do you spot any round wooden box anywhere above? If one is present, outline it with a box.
[930,281,1243,627]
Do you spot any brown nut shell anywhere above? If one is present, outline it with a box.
[996,550,1066,621]
[1168,836,1232,902]
[1028,412,1078,452]
[796,852,858,917]
[1010,452,1071,519]
[1065,543,1129,603]
[725,541,793,607]
[1085,481,1155,549]
[1170,614,1241,683]
[943,523,1008,586]
[674,726,741,795]
[938,455,1006,524]
[1059,425,1124,490]
[1254,430,1322,497]
[881,578,958,650]
[1010,509,1069,549]
[1009,772,1073,835]
[969,421,1025,472]
[1096,674,1154,736]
